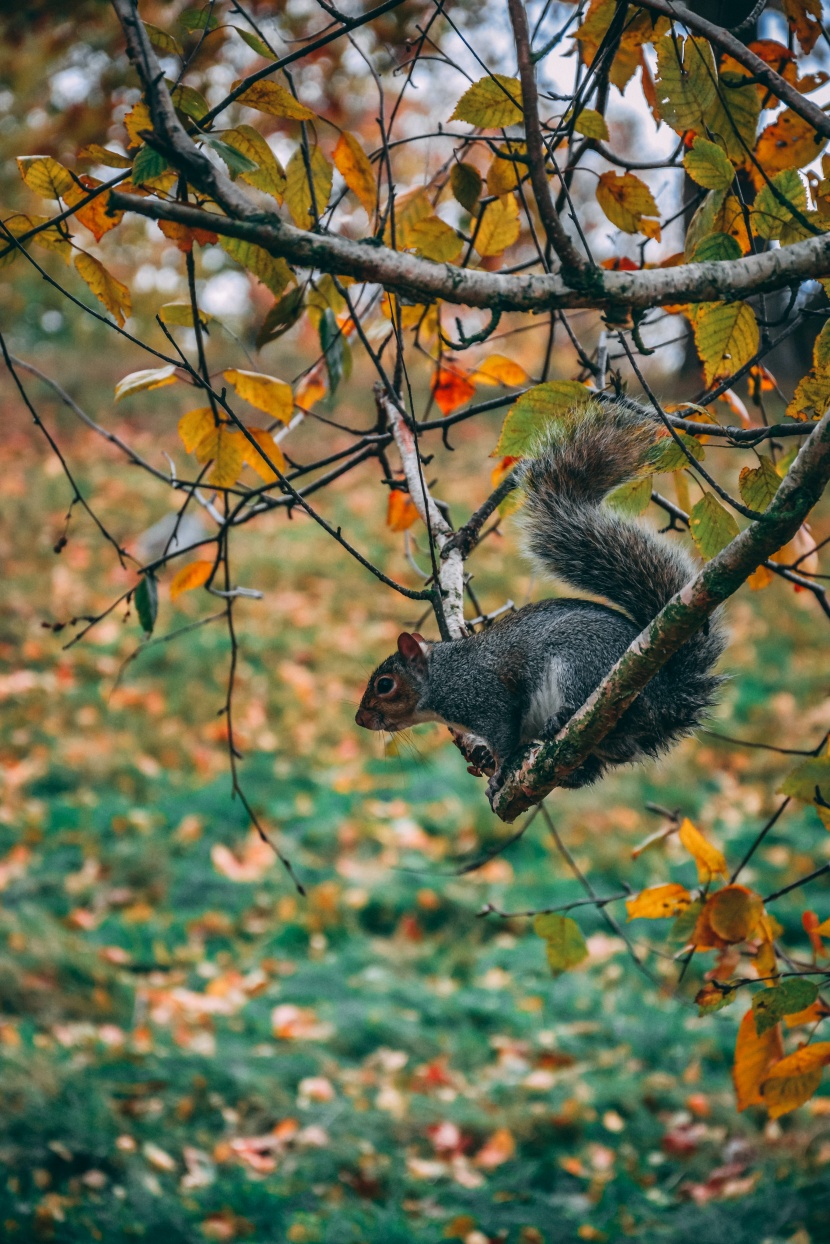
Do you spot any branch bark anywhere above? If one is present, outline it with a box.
[491,404,830,822]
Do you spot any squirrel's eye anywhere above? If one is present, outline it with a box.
[376,676,395,696]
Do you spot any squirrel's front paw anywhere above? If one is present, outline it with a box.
[486,765,507,807]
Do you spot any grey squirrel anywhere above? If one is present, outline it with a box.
[355,400,724,799]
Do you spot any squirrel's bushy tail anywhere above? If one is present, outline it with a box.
[520,399,724,738]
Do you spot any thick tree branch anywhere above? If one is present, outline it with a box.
[638,0,830,142]
[507,0,588,279]
[491,405,830,822]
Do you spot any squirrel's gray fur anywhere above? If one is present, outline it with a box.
[356,400,725,793]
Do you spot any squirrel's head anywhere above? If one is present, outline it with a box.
[355,632,431,733]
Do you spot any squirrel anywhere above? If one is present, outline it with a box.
[355,399,725,800]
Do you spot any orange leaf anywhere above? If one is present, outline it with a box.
[705,885,764,944]
[170,560,213,601]
[786,999,830,1028]
[65,176,124,241]
[472,354,528,387]
[760,1041,830,1118]
[474,1127,515,1169]
[733,1007,784,1110]
[678,817,728,883]
[491,456,520,487]
[159,219,218,252]
[386,488,419,532]
[626,883,692,920]
[242,428,286,484]
[754,109,827,178]
[432,366,475,415]
[803,910,827,958]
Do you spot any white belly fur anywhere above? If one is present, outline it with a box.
[522,657,564,741]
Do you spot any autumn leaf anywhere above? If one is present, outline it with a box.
[494,381,591,458]
[333,132,376,216]
[678,818,728,883]
[474,193,521,257]
[386,489,419,532]
[739,458,781,512]
[450,162,482,213]
[178,407,215,454]
[752,169,807,241]
[755,109,827,177]
[77,144,133,169]
[778,755,830,806]
[407,217,463,264]
[606,476,653,518]
[533,913,589,977]
[170,560,214,600]
[733,1007,784,1110]
[431,366,476,416]
[17,155,74,199]
[218,236,293,298]
[472,355,528,387]
[569,107,609,141]
[688,493,740,560]
[222,126,286,200]
[63,177,124,241]
[285,145,333,229]
[449,74,522,128]
[596,172,660,238]
[195,424,245,489]
[234,79,315,121]
[241,429,286,484]
[158,220,219,253]
[694,301,759,386]
[760,1042,830,1118]
[654,35,717,134]
[115,365,178,402]
[696,981,737,1015]
[644,430,703,473]
[683,137,734,191]
[223,369,294,423]
[160,302,211,328]
[704,885,764,944]
[685,190,750,259]
[703,68,760,165]
[626,884,692,920]
[74,253,131,327]
[784,0,822,54]
[474,1127,515,1169]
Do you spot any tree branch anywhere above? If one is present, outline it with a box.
[491,405,830,822]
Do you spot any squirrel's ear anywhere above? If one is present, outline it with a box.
[397,632,428,667]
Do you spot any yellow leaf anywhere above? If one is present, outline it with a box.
[74,252,131,326]
[234,79,315,121]
[475,193,520,257]
[747,564,774,591]
[196,424,245,488]
[569,108,609,140]
[685,190,751,259]
[77,144,133,169]
[449,74,522,128]
[218,236,293,299]
[704,885,764,944]
[733,1007,784,1110]
[64,177,124,241]
[654,35,718,134]
[385,188,432,248]
[124,100,152,148]
[754,109,827,176]
[486,144,525,198]
[0,212,71,265]
[787,368,830,421]
[285,145,332,229]
[178,407,215,454]
[596,171,660,237]
[678,817,728,883]
[703,70,760,165]
[407,216,462,263]
[222,125,286,201]
[115,365,178,402]
[170,559,213,601]
[242,428,286,483]
[472,355,528,387]
[333,131,376,215]
[223,369,293,422]
[694,301,759,386]
[760,1042,830,1118]
[626,884,692,920]
[17,155,74,200]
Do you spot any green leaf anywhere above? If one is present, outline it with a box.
[738,458,781,513]
[256,287,305,349]
[449,74,523,127]
[693,301,759,386]
[169,82,209,122]
[696,982,738,1015]
[203,135,259,177]
[218,235,293,298]
[671,898,703,944]
[450,162,482,213]
[319,307,351,396]
[778,756,830,805]
[132,145,170,185]
[606,475,653,517]
[232,26,274,58]
[692,232,743,263]
[179,8,219,32]
[285,145,333,229]
[689,492,740,560]
[703,71,761,164]
[143,21,183,57]
[654,35,718,134]
[135,574,158,636]
[493,381,591,457]
[533,913,589,977]
[753,170,807,241]
[644,430,704,473]
[222,125,286,200]
[753,979,819,1035]
[683,137,734,190]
